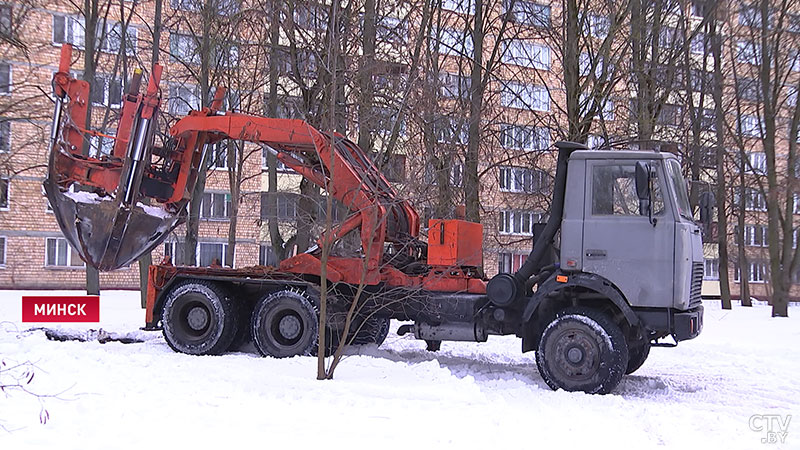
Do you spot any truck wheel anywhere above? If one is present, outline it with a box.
[626,333,651,374]
[251,290,318,358]
[161,280,238,355]
[351,317,390,346]
[536,307,629,394]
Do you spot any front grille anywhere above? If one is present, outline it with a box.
[689,261,703,308]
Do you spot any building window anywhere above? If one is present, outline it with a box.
[499,166,549,193]
[703,258,719,280]
[734,261,767,283]
[260,192,298,221]
[502,40,550,70]
[0,236,5,266]
[700,109,716,132]
[294,3,329,30]
[742,224,768,247]
[691,0,710,18]
[791,50,800,73]
[200,192,231,219]
[794,193,800,215]
[89,132,115,158]
[370,152,406,182]
[439,71,471,100]
[658,26,681,49]
[170,33,199,65]
[208,142,233,169]
[737,78,759,102]
[580,53,616,79]
[53,16,136,54]
[690,32,706,54]
[739,114,762,137]
[168,84,201,116]
[197,242,232,267]
[259,244,278,266]
[500,124,549,151]
[52,15,83,46]
[656,104,682,126]
[498,252,529,273]
[0,176,8,209]
[506,1,550,27]
[737,187,767,211]
[0,120,9,153]
[424,163,463,187]
[435,27,472,56]
[582,13,609,39]
[0,5,11,36]
[581,93,614,121]
[737,40,761,65]
[98,22,137,55]
[500,81,549,111]
[441,0,474,15]
[586,134,605,148]
[789,86,798,107]
[739,5,773,28]
[261,146,293,172]
[0,61,9,94]
[374,106,406,138]
[90,75,122,108]
[746,152,766,173]
[434,116,469,145]
[377,16,406,44]
[499,210,543,235]
[45,237,84,267]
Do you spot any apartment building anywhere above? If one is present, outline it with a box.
[0,0,798,302]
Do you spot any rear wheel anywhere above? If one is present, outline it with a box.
[536,307,628,394]
[161,280,238,355]
[251,289,318,358]
[351,317,390,346]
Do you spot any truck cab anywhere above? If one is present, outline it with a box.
[560,150,704,332]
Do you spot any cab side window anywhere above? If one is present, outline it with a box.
[592,164,664,216]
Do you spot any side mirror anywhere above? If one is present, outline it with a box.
[635,162,650,201]
[699,191,715,227]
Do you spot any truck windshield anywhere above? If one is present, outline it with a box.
[666,159,692,221]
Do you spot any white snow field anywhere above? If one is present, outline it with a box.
[1,290,798,450]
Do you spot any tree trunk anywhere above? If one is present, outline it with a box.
[357,0,375,154]
[184,0,214,266]
[226,141,239,267]
[464,0,483,223]
[710,16,732,309]
[83,0,99,295]
[138,0,161,306]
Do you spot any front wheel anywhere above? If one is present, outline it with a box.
[536,307,628,394]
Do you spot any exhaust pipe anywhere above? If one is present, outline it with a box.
[486,141,586,306]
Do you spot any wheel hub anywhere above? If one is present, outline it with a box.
[566,346,584,364]
[186,306,209,331]
[278,314,302,340]
[553,329,599,381]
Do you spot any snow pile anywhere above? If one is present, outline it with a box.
[63,190,105,204]
[1,291,798,449]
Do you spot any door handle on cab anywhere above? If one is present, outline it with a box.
[585,249,607,259]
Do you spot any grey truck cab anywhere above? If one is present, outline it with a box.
[487,143,704,394]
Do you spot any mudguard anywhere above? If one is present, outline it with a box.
[522,271,639,327]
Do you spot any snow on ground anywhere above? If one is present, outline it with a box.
[1,290,798,450]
